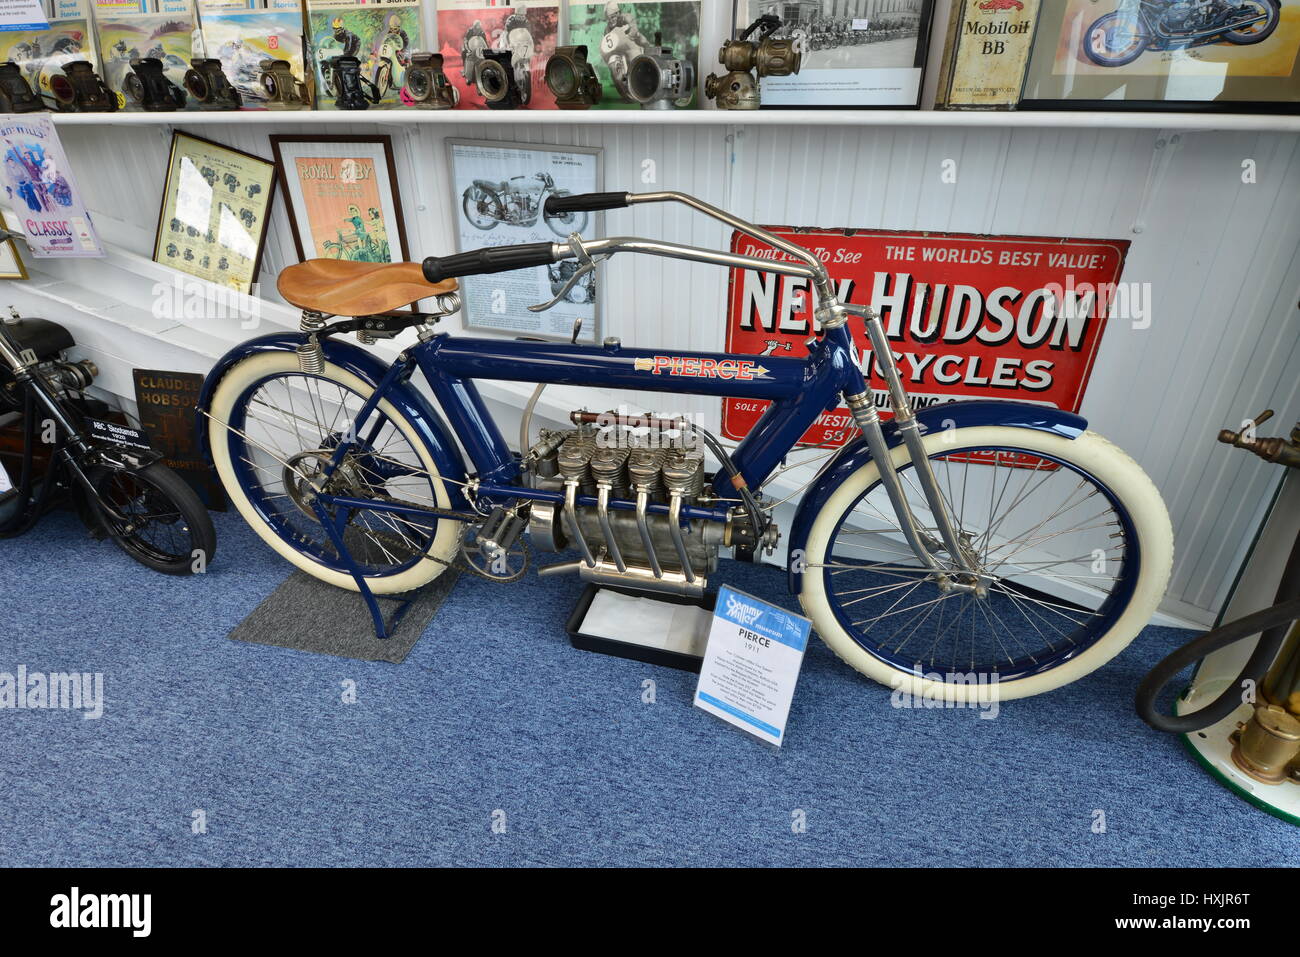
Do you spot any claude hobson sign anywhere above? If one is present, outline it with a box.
[694,586,812,747]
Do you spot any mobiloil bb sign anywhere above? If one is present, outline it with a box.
[722,228,1130,448]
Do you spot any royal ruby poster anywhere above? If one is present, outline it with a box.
[723,228,1130,447]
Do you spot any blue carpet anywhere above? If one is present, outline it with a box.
[0,507,1294,867]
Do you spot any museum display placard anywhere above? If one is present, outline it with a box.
[446,138,601,342]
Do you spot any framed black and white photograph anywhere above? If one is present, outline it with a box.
[446,138,603,342]
[731,0,936,107]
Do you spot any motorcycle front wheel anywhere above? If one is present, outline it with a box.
[1082,11,1149,66]
[798,427,1173,701]
[89,461,216,575]
[1223,0,1279,43]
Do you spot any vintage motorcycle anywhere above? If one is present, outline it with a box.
[462,31,489,85]
[461,173,588,237]
[1084,0,1280,67]
[371,31,410,98]
[197,189,1175,703]
[600,23,645,100]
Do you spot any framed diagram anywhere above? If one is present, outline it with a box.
[446,138,602,342]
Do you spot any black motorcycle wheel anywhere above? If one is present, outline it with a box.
[89,462,216,575]
[1082,11,1148,67]
[1223,0,1279,44]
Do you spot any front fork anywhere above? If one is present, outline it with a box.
[839,306,984,594]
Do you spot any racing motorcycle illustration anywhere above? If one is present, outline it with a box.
[461,172,588,237]
[371,15,412,97]
[494,9,536,105]
[1083,0,1280,67]
[600,22,647,100]
[461,21,490,85]
[548,260,596,303]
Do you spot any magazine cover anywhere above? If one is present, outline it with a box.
[304,0,421,110]
[567,0,699,108]
[435,0,559,110]
[0,16,96,109]
[0,114,103,257]
[94,3,199,110]
[198,6,309,109]
[731,0,932,108]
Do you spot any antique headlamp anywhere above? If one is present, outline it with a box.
[626,36,694,110]
[475,50,523,109]
[123,57,187,111]
[327,55,380,110]
[0,62,44,113]
[544,45,601,109]
[183,58,242,109]
[404,52,458,109]
[258,59,309,108]
[49,60,117,112]
[705,14,801,110]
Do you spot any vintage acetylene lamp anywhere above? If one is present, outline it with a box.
[626,34,694,110]
[705,14,801,110]
[545,45,602,109]
[50,61,117,112]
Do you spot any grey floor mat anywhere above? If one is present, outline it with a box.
[228,568,461,663]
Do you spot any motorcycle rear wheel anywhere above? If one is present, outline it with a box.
[1083,11,1148,67]
[1223,0,1279,43]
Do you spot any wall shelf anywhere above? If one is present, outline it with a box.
[44,108,1300,133]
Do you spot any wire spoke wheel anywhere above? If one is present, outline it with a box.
[208,352,461,594]
[799,427,1173,701]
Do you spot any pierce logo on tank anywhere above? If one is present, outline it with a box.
[633,356,770,380]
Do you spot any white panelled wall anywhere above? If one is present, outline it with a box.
[11,117,1299,627]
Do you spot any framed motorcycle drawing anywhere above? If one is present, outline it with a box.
[1019,0,1300,112]
[270,134,409,269]
[730,0,935,108]
[446,139,602,342]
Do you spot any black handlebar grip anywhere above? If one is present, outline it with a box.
[422,242,557,282]
[544,191,630,217]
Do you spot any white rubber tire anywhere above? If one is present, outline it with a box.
[209,351,462,594]
[798,427,1174,701]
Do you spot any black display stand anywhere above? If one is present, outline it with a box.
[565,583,716,673]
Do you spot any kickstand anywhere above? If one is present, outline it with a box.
[312,500,410,641]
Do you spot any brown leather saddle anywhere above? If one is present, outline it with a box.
[277,259,458,316]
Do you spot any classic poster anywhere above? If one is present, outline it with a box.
[0,114,102,257]
[447,139,601,342]
[132,369,226,510]
[94,3,197,110]
[270,135,407,263]
[435,0,559,109]
[731,0,933,107]
[567,0,699,108]
[1020,0,1300,109]
[722,228,1130,448]
[933,0,1040,109]
[304,0,420,110]
[197,6,309,109]
[153,132,276,293]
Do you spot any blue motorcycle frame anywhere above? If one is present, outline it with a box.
[198,190,1089,639]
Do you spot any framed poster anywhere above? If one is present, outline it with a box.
[1019,0,1300,112]
[730,0,935,108]
[270,135,409,267]
[446,138,602,342]
[0,211,28,280]
[0,114,101,257]
[722,227,1130,449]
[153,132,276,295]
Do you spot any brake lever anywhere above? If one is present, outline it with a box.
[527,232,606,314]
